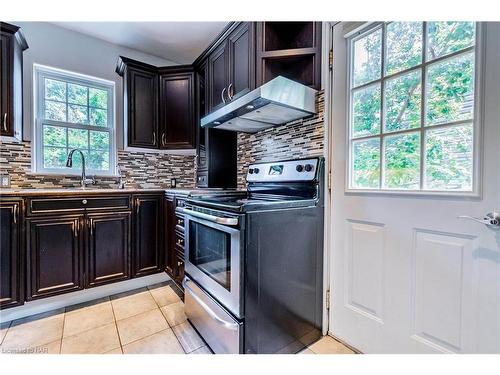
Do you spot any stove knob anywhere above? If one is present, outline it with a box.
[254,168,260,174]
[296,165,304,172]
[248,168,254,174]
[304,164,314,172]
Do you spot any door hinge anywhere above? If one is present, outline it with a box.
[329,49,334,70]
[328,171,332,191]
[326,289,331,310]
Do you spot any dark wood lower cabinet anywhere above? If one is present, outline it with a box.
[133,195,163,277]
[0,200,23,309]
[86,212,131,288]
[27,215,84,300]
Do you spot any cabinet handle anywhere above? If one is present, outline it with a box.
[2,113,7,132]
[13,204,18,224]
[89,219,93,236]
[227,83,233,101]
[136,198,141,214]
[221,87,227,104]
[152,131,156,145]
[73,220,79,237]
[162,132,166,147]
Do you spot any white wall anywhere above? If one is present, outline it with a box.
[17,22,178,149]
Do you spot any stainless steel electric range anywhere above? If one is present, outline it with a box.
[177,157,325,354]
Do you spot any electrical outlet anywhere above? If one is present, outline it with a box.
[0,175,11,188]
[170,178,177,188]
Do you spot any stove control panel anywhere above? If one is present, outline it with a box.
[246,158,319,182]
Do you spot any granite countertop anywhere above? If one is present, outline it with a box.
[0,187,234,197]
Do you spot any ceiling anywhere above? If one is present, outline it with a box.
[52,22,229,64]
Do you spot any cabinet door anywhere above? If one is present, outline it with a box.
[208,41,228,111]
[86,212,130,288]
[0,33,13,137]
[164,196,176,276]
[127,67,158,148]
[159,71,196,149]
[133,195,163,277]
[0,200,23,309]
[228,22,255,101]
[27,216,84,300]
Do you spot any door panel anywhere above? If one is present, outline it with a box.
[228,22,254,101]
[0,200,23,309]
[86,212,130,287]
[128,67,158,148]
[27,216,84,300]
[133,195,163,277]
[329,22,500,353]
[208,42,228,111]
[159,72,195,149]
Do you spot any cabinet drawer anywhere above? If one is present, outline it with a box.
[27,196,131,215]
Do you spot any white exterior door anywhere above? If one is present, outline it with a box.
[329,22,500,353]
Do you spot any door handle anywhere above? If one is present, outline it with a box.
[221,87,227,104]
[458,211,500,228]
[2,113,7,132]
[177,207,238,226]
[227,83,233,101]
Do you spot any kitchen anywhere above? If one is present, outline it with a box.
[1,1,500,372]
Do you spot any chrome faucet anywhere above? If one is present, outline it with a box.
[66,148,96,188]
[117,165,126,189]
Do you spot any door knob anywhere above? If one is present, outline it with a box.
[458,211,500,228]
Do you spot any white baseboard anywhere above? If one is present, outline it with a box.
[0,273,171,323]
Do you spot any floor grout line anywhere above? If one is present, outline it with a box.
[109,295,124,353]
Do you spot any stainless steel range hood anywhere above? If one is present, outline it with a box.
[200,76,317,133]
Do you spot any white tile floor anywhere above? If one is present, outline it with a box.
[0,281,355,355]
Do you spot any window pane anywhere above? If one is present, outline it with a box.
[352,84,381,138]
[384,70,421,132]
[90,130,109,150]
[90,108,107,127]
[426,52,474,126]
[43,125,67,147]
[425,124,473,191]
[68,83,88,105]
[68,128,89,149]
[427,22,475,60]
[89,88,108,109]
[45,100,67,121]
[68,104,89,124]
[45,79,66,102]
[352,138,380,189]
[353,28,382,87]
[383,132,420,190]
[385,22,423,76]
[43,147,68,169]
[88,151,110,171]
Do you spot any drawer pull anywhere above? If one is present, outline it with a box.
[82,199,88,205]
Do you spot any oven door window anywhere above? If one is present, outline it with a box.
[188,221,231,290]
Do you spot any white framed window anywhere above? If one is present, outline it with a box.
[33,64,116,176]
[347,22,481,194]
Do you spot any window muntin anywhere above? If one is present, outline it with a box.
[34,66,115,175]
[348,22,477,192]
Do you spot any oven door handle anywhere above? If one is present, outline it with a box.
[178,207,238,226]
[183,278,239,331]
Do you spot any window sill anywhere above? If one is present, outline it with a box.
[28,171,120,178]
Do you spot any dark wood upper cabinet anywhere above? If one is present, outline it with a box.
[86,211,131,288]
[159,67,196,149]
[0,23,28,138]
[126,66,159,148]
[132,194,163,277]
[0,199,23,309]
[27,215,84,300]
[228,22,255,101]
[208,41,229,111]
[207,22,255,111]
[256,22,322,90]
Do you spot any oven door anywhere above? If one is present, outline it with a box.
[182,208,242,318]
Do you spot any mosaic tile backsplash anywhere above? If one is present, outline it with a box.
[1,91,324,190]
[0,141,196,189]
[237,91,325,187]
